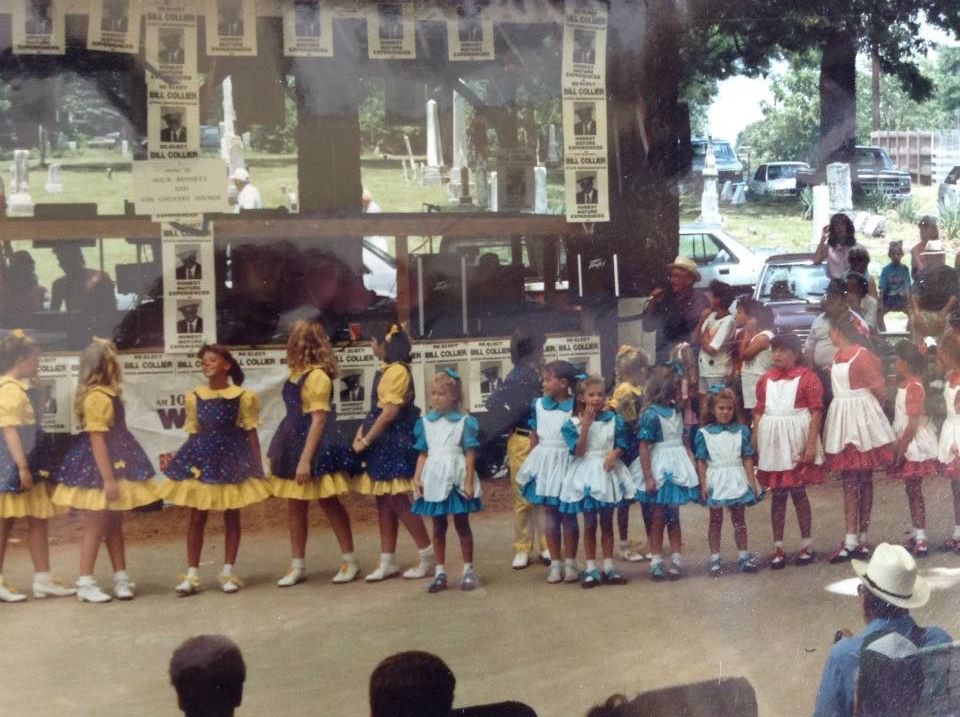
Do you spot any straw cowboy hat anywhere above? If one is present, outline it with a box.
[852,543,930,610]
[666,255,702,282]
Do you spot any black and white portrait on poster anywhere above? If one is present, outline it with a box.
[12,0,65,54]
[205,0,257,56]
[447,9,494,61]
[88,0,142,53]
[282,0,332,57]
[147,81,200,159]
[367,0,415,59]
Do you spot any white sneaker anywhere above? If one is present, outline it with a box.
[332,562,360,584]
[563,565,579,583]
[113,578,136,601]
[277,568,306,588]
[0,578,27,603]
[547,566,563,584]
[403,554,435,580]
[219,574,243,594]
[365,562,401,582]
[76,582,112,604]
[175,574,200,596]
[33,579,77,599]
[512,552,530,570]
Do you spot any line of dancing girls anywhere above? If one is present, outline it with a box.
[4,306,960,601]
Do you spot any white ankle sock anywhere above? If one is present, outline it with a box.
[550,560,561,569]
[858,532,868,544]
[738,550,748,560]
[113,570,130,582]
[342,552,356,566]
[915,529,927,540]
[186,566,199,578]
[435,565,446,576]
[711,553,721,562]
[34,571,50,583]
[77,575,94,586]
[564,558,576,569]
[602,558,613,572]
[462,562,473,575]
[221,564,234,576]
[800,538,812,549]
[774,540,784,549]
[845,534,858,550]
[953,526,960,540]
[650,555,663,566]
[291,558,305,570]
[418,545,434,560]
[671,554,683,567]
[379,552,395,566]
[585,559,597,571]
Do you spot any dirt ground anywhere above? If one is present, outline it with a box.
[4,476,960,717]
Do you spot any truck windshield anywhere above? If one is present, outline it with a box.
[856,148,894,170]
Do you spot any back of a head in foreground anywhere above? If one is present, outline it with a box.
[370,651,456,717]
[170,635,246,717]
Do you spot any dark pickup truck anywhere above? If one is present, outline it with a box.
[795,145,911,202]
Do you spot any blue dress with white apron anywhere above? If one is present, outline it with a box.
[410,411,483,516]
[632,404,699,505]
[515,396,574,506]
[694,423,761,507]
[558,410,635,513]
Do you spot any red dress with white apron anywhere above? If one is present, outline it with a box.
[892,379,938,480]
[937,373,960,479]
[755,366,825,489]
[823,347,895,470]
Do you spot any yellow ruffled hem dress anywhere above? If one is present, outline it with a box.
[355,474,415,496]
[0,481,67,519]
[157,474,272,511]
[52,479,159,512]
[268,472,351,501]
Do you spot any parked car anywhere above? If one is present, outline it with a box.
[795,145,911,201]
[687,138,744,187]
[362,239,397,298]
[939,165,960,208]
[752,253,829,340]
[679,224,765,292]
[748,161,810,197]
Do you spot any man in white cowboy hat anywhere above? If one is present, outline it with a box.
[813,543,950,717]
[642,254,708,364]
[231,167,262,213]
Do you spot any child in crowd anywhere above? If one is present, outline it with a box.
[752,333,824,569]
[411,370,483,593]
[696,280,736,421]
[847,271,878,331]
[55,338,157,602]
[516,360,577,584]
[268,321,359,587]
[823,315,896,563]
[485,327,549,571]
[892,340,937,558]
[847,245,879,300]
[937,327,960,554]
[879,240,911,328]
[736,299,775,420]
[813,212,856,280]
[633,373,700,581]
[0,330,73,603]
[160,345,270,595]
[695,388,761,576]
[559,376,633,587]
[608,346,649,562]
[352,323,434,581]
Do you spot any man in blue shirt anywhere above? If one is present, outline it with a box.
[813,543,951,716]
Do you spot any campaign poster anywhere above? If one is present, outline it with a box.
[132,158,230,219]
[36,354,78,434]
[563,162,609,222]
[329,0,362,18]
[561,0,607,88]
[545,335,602,376]
[466,339,511,413]
[205,0,258,56]
[87,0,143,54]
[144,3,199,85]
[282,0,332,57]
[161,221,217,354]
[562,96,606,155]
[419,341,470,412]
[496,148,536,211]
[335,345,377,421]
[447,9,493,61]
[367,0,415,60]
[11,0,65,55]
[147,80,200,160]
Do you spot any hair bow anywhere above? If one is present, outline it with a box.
[616,345,634,358]
[574,373,588,381]
[444,367,461,381]
[9,329,26,339]
[709,383,724,395]
[385,323,401,342]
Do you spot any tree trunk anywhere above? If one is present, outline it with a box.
[871,50,881,133]
[818,27,858,169]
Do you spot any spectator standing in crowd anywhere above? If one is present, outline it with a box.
[847,245,879,300]
[1,250,46,320]
[485,327,550,570]
[231,168,263,213]
[735,298,774,419]
[910,238,959,341]
[804,279,870,402]
[642,255,708,365]
[910,215,939,280]
[369,651,455,717]
[49,244,117,342]
[694,280,736,421]
[847,272,878,331]
[813,213,857,281]
[879,241,911,327]
[169,635,246,717]
[813,543,950,717]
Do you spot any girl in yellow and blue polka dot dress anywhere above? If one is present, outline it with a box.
[158,345,269,596]
[53,338,158,603]
[0,330,74,603]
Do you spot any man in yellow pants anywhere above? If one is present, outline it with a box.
[485,327,548,569]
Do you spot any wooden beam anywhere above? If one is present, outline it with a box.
[395,235,410,329]
[0,213,576,242]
